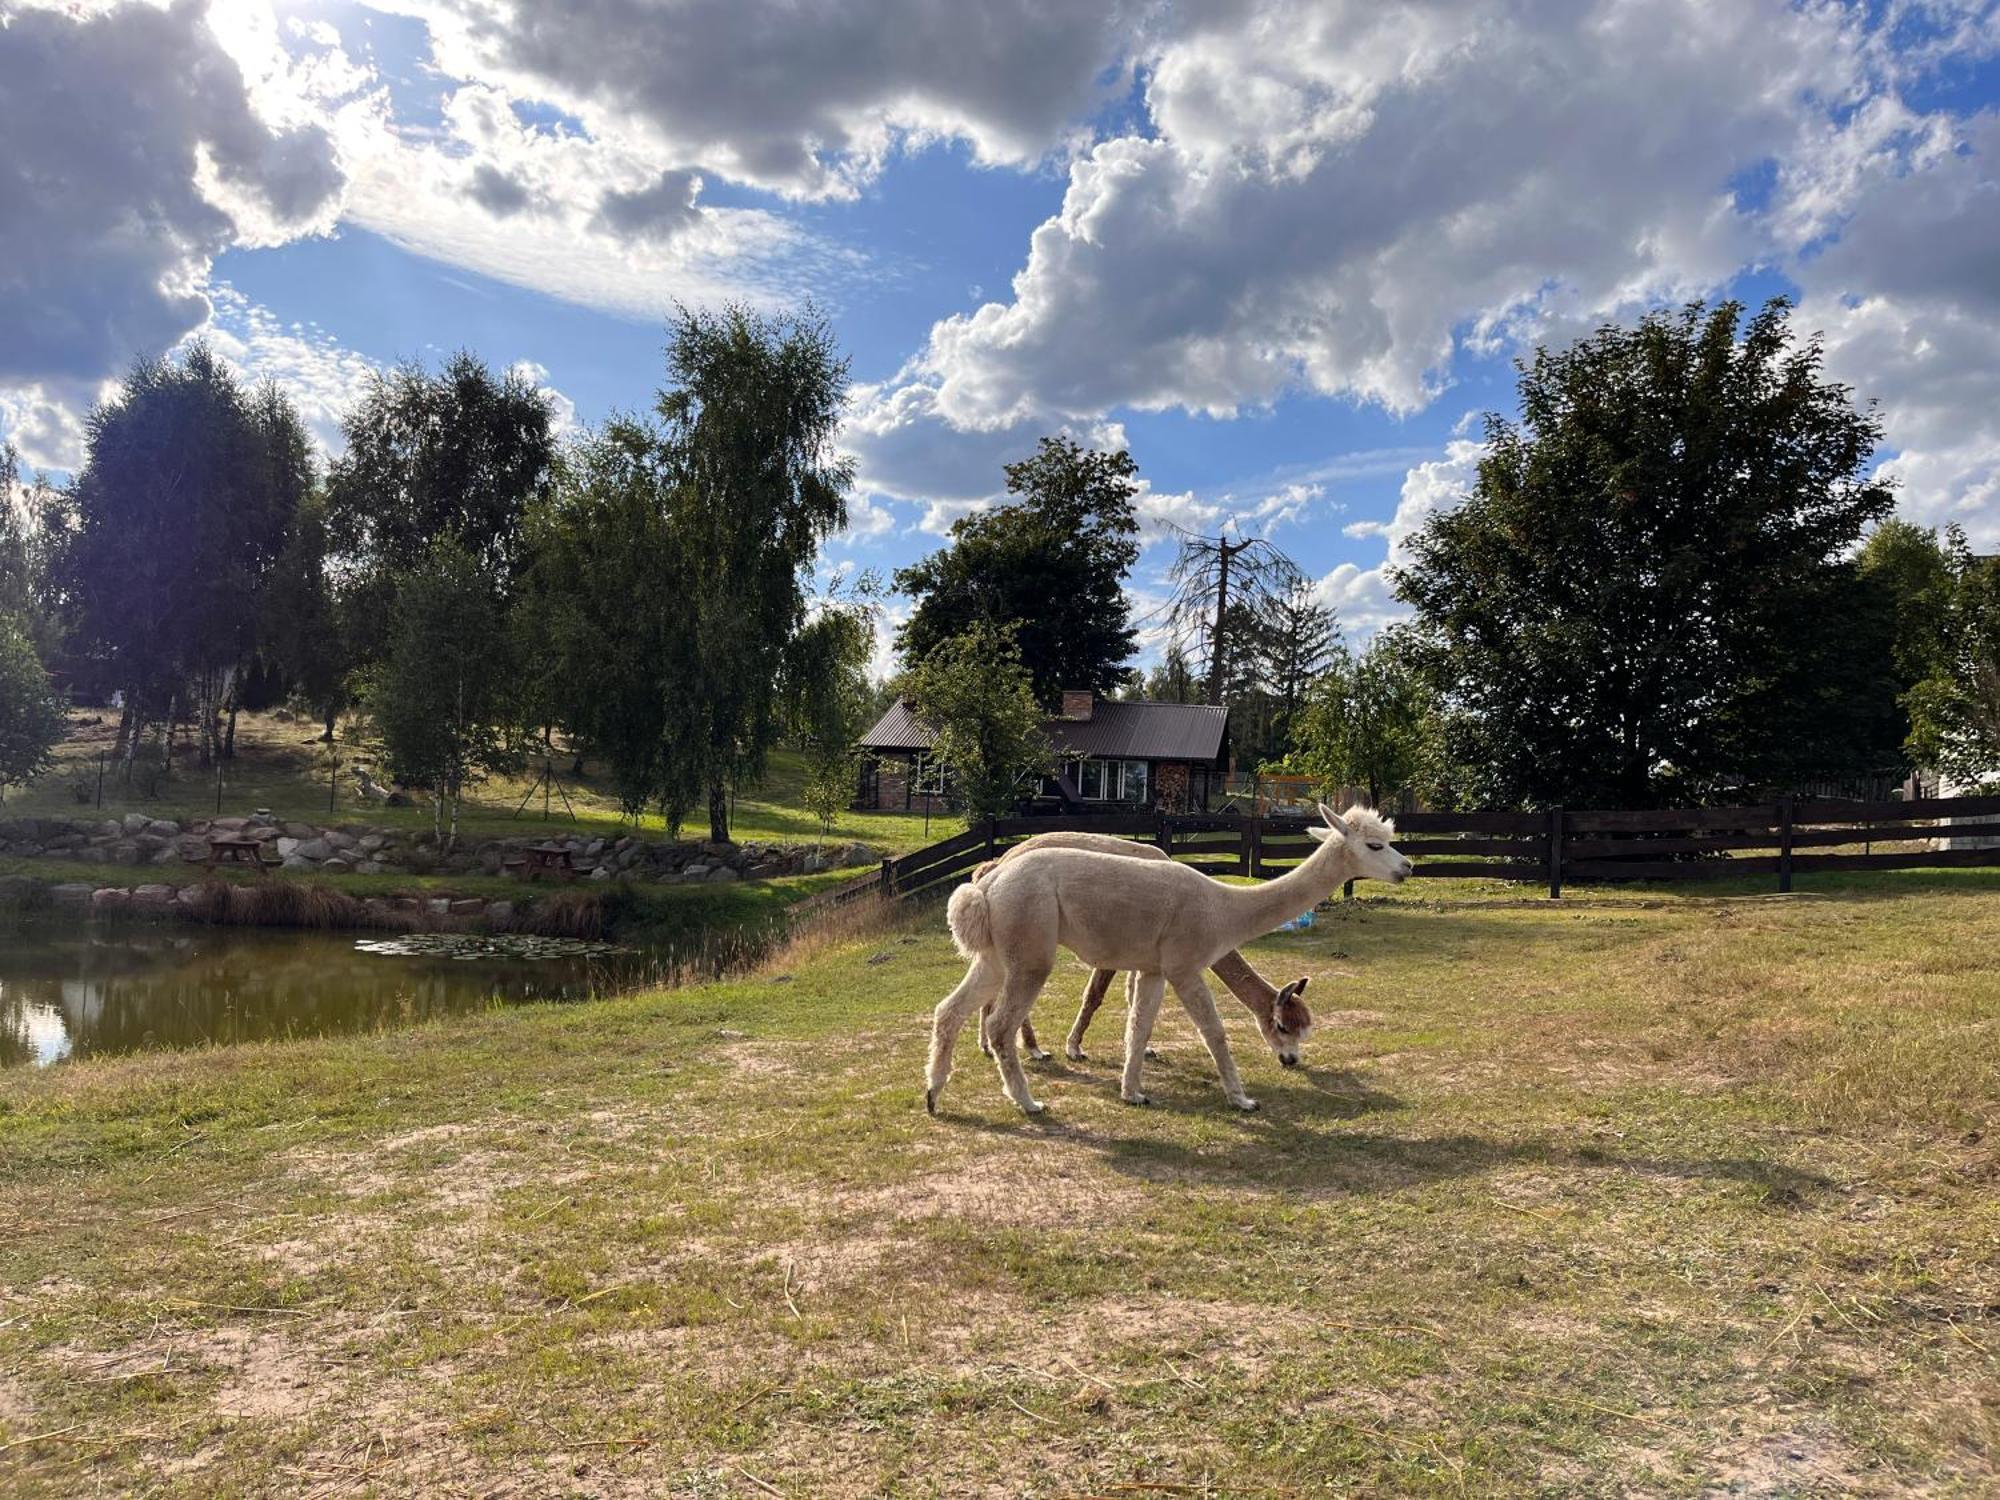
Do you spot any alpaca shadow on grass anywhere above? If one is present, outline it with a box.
[944,1063,1834,1209]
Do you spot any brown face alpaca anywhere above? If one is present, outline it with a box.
[1263,976,1314,1068]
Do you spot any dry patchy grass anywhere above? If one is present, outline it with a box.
[0,879,1996,1495]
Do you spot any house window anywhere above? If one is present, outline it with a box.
[1121,759,1149,805]
[1077,758,1152,802]
[1079,759,1109,799]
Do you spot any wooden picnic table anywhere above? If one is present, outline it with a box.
[206,834,274,873]
[510,844,577,881]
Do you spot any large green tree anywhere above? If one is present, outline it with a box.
[0,445,73,665]
[517,308,852,841]
[895,436,1139,705]
[369,540,521,847]
[1396,299,1899,808]
[1901,527,2000,790]
[1294,628,1436,808]
[655,304,854,843]
[0,612,65,802]
[517,415,701,822]
[782,595,877,849]
[904,621,1053,826]
[66,344,314,767]
[260,492,352,741]
[326,352,555,666]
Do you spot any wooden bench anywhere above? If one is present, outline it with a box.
[205,835,276,873]
[513,845,577,881]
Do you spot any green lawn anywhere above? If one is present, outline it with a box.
[1,873,1995,1494]
[5,709,937,854]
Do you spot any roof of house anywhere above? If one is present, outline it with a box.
[859,697,1230,764]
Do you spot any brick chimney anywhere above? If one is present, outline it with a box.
[1060,689,1095,721]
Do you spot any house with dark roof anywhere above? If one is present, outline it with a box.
[856,690,1230,814]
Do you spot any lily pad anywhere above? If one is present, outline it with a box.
[353,933,633,962]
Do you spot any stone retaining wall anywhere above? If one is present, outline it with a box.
[0,812,878,884]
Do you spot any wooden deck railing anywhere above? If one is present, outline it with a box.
[793,795,2000,912]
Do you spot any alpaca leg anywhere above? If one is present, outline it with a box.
[1121,972,1167,1106]
[989,965,1053,1113]
[926,958,1003,1114]
[1018,1014,1051,1063]
[1135,970,1159,1060]
[978,1000,995,1058]
[1172,970,1258,1112]
[1065,968,1117,1061]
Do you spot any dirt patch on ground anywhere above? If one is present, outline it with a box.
[0,1374,33,1429]
[205,1325,321,1421]
[838,1148,1151,1233]
[1699,1428,1874,1496]
[718,1040,799,1080]
[1312,1007,1390,1028]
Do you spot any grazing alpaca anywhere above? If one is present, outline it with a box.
[970,832,1314,1067]
[927,805,1410,1116]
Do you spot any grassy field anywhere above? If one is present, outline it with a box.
[5,709,937,854]
[1,874,1996,1496]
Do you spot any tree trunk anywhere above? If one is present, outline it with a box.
[113,692,136,757]
[321,705,336,743]
[223,665,242,759]
[1205,542,1234,707]
[708,779,730,845]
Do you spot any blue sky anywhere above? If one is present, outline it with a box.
[4,0,1999,674]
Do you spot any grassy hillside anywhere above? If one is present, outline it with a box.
[5,709,938,854]
[2,876,1995,1494]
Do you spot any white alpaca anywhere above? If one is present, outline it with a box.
[926,805,1411,1116]
[969,831,1314,1068]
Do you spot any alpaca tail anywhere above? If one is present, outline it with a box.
[946,879,992,958]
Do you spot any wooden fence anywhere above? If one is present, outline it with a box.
[796,794,2000,912]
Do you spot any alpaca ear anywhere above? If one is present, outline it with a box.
[1318,802,1352,835]
[1293,976,1310,996]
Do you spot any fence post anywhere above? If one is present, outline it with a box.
[879,856,893,897]
[1242,817,1257,878]
[1778,797,1794,893]
[1548,805,1564,900]
[1155,811,1171,855]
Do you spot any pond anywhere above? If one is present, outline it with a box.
[0,921,674,1067]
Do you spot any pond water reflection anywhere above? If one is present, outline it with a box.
[0,921,664,1066]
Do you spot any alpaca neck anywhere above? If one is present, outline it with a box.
[1222,832,1354,940]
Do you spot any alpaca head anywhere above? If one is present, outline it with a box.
[1263,975,1314,1067]
[1307,803,1412,884]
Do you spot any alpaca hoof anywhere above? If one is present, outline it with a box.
[1021,1099,1046,1115]
[1122,1092,1152,1107]
[1065,1046,1087,1062]
[1232,1096,1261,1112]
[1027,1047,1053,1063]
[924,1088,937,1117]
[1144,1047,1160,1061]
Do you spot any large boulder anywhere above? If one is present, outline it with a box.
[295,838,333,862]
